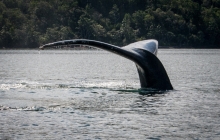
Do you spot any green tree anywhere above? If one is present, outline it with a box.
[109,4,119,25]
[120,14,135,45]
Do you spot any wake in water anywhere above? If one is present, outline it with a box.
[0,79,168,95]
[0,79,169,112]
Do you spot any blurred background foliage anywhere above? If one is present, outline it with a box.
[0,0,219,48]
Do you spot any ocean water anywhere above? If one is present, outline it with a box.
[0,49,220,139]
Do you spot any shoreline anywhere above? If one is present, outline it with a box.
[1,42,220,50]
[1,46,220,50]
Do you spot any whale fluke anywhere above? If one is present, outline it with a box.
[40,39,173,90]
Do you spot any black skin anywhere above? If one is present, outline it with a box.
[40,39,173,90]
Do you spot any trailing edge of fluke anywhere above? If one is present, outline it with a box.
[40,39,173,90]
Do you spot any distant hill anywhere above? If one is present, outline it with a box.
[0,0,219,48]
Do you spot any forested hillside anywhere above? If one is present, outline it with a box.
[0,0,219,48]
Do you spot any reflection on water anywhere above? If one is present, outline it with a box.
[0,49,220,139]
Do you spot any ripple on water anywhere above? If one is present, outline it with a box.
[1,49,220,139]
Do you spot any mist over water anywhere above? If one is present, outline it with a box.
[0,49,220,139]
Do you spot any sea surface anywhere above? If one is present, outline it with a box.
[0,49,220,139]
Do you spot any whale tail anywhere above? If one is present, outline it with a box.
[40,39,173,90]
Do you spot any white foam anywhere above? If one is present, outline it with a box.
[0,83,26,90]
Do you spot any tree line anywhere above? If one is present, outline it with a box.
[0,0,219,48]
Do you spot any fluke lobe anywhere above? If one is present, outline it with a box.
[40,39,173,90]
